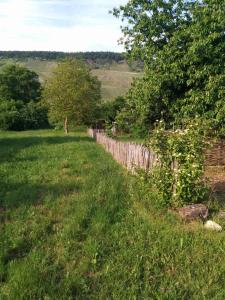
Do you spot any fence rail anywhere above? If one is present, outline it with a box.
[88,129,225,170]
[88,129,158,172]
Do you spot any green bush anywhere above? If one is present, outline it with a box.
[0,99,49,131]
[98,96,125,125]
[147,119,210,207]
[0,63,49,131]
[0,99,21,130]
[113,0,225,136]
[0,64,41,103]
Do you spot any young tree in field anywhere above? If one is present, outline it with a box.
[43,59,101,133]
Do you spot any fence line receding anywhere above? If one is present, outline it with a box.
[88,129,158,172]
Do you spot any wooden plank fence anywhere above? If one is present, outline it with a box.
[88,129,158,172]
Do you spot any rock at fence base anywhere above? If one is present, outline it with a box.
[217,211,225,219]
[177,204,208,221]
[204,220,222,232]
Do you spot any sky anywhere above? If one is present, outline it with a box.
[0,0,127,52]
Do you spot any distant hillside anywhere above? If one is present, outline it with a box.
[0,52,143,101]
[92,62,142,101]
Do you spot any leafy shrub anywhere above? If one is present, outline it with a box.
[22,101,49,129]
[147,119,211,207]
[0,64,41,103]
[0,99,49,130]
[100,96,125,124]
[0,63,49,131]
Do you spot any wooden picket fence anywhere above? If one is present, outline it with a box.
[88,129,225,195]
[88,129,158,172]
[89,129,225,168]
[204,140,225,166]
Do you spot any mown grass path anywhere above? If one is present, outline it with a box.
[0,130,225,299]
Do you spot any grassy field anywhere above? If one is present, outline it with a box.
[92,68,140,101]
[0,130,225,299]
[0,59,141,101]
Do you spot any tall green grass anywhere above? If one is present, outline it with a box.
[0,130,225,299]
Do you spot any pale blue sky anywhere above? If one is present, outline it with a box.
[0,0,127,52]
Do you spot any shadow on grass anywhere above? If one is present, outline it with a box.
[0,134,91,209]
[0,179,81,210]
[0,135,94,163]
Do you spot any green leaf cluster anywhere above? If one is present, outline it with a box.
[0,64,41,103]
[100,96,125,124]
[147,119,210,207]
[42,59,101,130]
[0,100,48,131]
[114,0,225,135]
[0,64,48,130]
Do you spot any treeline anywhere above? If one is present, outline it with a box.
[0,51,125,62]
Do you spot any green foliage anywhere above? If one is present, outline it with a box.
[115,76,167,136]
[98,96,126,137]
[0,63,48,130]
[100,96,125,123]
[43,59,101,131]
[112,0,192,63]
[0,99,48,130]
[113,0,225,135]
[0,100,20,130]
[172,0,225,125]
[0,64,41,103]
[147,119,210,207]
[0,130,225,299]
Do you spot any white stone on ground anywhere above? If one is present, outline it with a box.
[204,220,222,232]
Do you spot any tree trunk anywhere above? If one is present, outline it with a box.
[64,117,68,134]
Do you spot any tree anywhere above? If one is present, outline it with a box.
[0,64,48,131]
[0,100,48,130]
[42,59,101,133]
[100,96,125,123]
[112,0,193,66]
[113,0,225,135]
[0,64,41,103]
